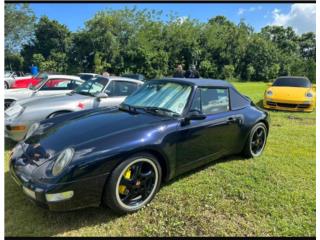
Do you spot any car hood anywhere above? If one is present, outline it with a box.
[5,88,33,98]
[26,108,173,155]
[16,93,90,108]
[266,86,312,101]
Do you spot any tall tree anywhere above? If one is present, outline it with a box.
[5,3,35,53]
[21,16,71,72]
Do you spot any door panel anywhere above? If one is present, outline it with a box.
[176,112,236,171]
[175,87,243,173]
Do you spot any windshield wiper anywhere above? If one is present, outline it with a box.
[143,107,180,117]
[119,103,139,114]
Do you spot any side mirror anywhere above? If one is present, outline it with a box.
[95,92,109,99]
[186,110,206,121]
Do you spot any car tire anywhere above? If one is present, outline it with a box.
[103,153,162,215]
[4,82,9,89]
[242,122,267,158]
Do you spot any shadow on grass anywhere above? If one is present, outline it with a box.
[5,153,247,237]
[5,170,119,237]
[255,100,263,108]
[164,154,247,187]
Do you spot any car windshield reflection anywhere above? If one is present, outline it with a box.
[123,81,192,116]
[73,77,109,96]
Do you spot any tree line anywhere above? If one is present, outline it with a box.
[5,4,316,82]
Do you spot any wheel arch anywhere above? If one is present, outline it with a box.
[4,98,17,109]
[122,148,170,183]
[46,110,73,119]
[99,147,171,208]
[257,119,269,135]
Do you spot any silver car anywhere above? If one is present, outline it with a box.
[5,74,84,109]
[5,76,143,141]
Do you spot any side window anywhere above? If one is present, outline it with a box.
[197,88,229,115]
[190,88,201,112]
[41,79,76,90]
[106,81,139,97]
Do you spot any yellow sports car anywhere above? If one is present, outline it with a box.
[263,76,316,112]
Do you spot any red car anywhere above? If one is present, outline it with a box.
[11,74,42,89]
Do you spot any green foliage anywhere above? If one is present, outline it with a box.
[31,53,45,67]
[5,3,35,52]
[6,8,316,82]
[246,64,255,81]
[22,16,71,72]
[5,53,24,70]
[199,60,218,78]
[31,51,68,73]
[93,52,109,74]
[241,36,279,81]
[222,64,235,80]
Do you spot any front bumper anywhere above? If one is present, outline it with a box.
[5,118,32,142]
[263,99,314,112]
[10,158,109,211]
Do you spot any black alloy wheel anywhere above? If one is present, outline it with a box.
[104,153,161,214]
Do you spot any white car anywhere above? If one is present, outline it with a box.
[5,74,84,109]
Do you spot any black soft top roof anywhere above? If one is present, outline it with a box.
[153,78,250,110]
[158,78,233,88]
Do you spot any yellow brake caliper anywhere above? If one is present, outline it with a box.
[118,167,131,195]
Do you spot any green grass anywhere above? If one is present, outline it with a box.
[5,82,316,236]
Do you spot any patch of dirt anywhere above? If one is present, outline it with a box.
[287,115,315,125]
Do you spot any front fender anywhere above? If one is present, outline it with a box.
[57,120,179,184]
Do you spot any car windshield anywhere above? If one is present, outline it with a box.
[123,81,192,115]
[273,77,311,88]
[73,77,109,96]
[29,74,49,90]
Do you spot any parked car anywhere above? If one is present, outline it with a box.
[121,73,145,81]
[5,74,84,109]
[263,76,316,112]
[10,73,43,89]
[5,71,32,89]
[9,78,269,213]
[5,76,143,141]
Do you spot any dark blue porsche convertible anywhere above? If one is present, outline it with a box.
[10,78,269,214]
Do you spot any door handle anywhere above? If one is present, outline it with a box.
[227,117,237,123]
[228,117,242,124]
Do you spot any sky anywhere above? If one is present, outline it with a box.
[29,3,316,34]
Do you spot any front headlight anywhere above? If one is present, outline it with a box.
[266,90,273,96]
[52,148,75,176]
[25,122,40,140]
[305,92,313,98]
[5,104,25,119]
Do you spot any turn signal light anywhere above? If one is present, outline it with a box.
[10,125,26,131]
